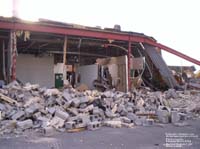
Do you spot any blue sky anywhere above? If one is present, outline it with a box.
[1,0,200,71]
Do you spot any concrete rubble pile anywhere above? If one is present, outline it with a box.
[0,81,200,136]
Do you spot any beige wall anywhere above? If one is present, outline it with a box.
[16,54,54,88]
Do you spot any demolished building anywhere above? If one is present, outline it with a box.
[0,17,200,135]
[0,17,200,91]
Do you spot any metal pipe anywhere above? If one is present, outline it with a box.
[48,51,109,58]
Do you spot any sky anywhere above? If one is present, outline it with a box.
[0,0,200,71]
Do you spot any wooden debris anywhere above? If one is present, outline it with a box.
[67,127,86,133]
[0,93,19,106]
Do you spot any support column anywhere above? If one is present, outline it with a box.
[63,35,67,81]
[11,30,17,81]
[8,30,17,82]
[128,39,131,91]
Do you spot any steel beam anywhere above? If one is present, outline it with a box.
[0,21,200,66]
[153,43,200,66]
[0,21,154,43]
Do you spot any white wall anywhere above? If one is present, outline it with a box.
[76,64,98,89]
[16,54,54,88]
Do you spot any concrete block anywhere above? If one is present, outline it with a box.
[105,110,116,118]
[63,102,71,109]
[55,97,63,106]
[114,92,124,99]
[126,102,134,107]
[79,96,89,104]
[47,107,56,115]
[122,122,134,128]
[17,119,33,130]
[17,94,24,99]
[77,114,91,124]
[6,110,16,118]
[50,116,65,129]
[117,104,125,113]
[120,108,128,116]
[55,110,69,121]
[62,91,71,101]
[126,106,133,113]
[165,89,178,99]
[143,119,154,126]
[37,116,50,128]
[87,121,101,130]
[1,120,17,130]
[90,114,102,122]
[104,120,122,128]
[43,126,55,136]
[25,104,40,115]
[24,97,41,107]
[92,107,101,115]
[71,98,80,107]
[75,123,87,128]
[120,117,131,123]
[67,108,78,116]
[79,103,87,109]
[134,116,146,126]
[103,91,114,98]
[79,104,94,113]
[65,121,76,129]
[44,88,60,96]
[11,111,25,120]
[0,103,6,111]
[157,108,170,124]
[171,111,180,124]
[46,96,57,106]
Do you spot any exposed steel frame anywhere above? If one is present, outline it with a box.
[1,21,200,90]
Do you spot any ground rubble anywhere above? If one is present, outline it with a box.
[0,81,200,136]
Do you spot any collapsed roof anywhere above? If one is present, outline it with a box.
[0,17,199,90]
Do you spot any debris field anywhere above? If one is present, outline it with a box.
[0,81,200,136]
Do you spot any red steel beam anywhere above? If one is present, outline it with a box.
[147,41,200,66]
[0,21,154,43]
[0,21,200,66]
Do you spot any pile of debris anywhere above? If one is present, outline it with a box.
[0,81,200,136]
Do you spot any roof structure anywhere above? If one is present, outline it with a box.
[0,17,199,66]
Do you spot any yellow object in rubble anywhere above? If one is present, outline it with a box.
[195,70,200,78]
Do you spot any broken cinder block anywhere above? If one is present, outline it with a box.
[17,119,33,130]
[87,121,101,130]
[55,110,69,121]
[11,111,25,120]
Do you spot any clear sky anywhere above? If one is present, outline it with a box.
[1,0,200,71]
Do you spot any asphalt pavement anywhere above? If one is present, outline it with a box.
[0,119,200,149]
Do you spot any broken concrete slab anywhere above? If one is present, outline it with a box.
[0,81,199,135]
[55,110,69,121]
[104,120,122,128]
[11,111,25,120]
[50,116,65,129]
[17,119,33,130]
